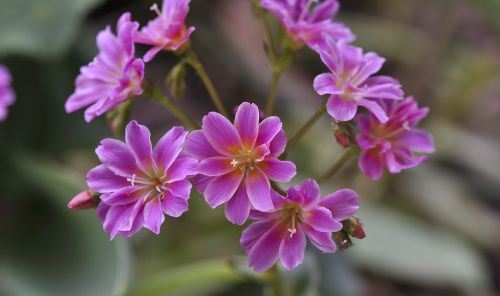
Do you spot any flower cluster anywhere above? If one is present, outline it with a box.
[65,0,434,274]
[0,65,15,121]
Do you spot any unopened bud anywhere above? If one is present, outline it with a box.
[331,121,351,148]
[334,231,352,250]
[165,60,187,99]
[68,190,98,210]
[352,217,366,239]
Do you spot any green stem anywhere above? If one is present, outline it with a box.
[268,265,287,296]
[285,104,327,153]
[265,71,282,115]
[150,87,199,130]
[317,147,357,184]
[186,47,228,117]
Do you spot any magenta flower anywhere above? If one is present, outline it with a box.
[356,97,435,180]
[0,65,15,121]
[135,0,195,62]
[184,102,296,225]
[261,0,354,48]
[241,179,359,272]
[88,121,197,239]
[65,13,144,122]
[314,39,403,123]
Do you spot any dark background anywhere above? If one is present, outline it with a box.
[1,0,499,295]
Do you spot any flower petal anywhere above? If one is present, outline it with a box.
[296,178,321,209]
[320,189,359,221]
[357,98,388,123]
[248,222,285,272]
[268,129,287,157]
[202,112,242,156]
[95,139,137,177]
[259,158,296,182]
[125,121,153,169]
[100,186,137,205]
[240,220,276,253]
[234,102,259,148]
[314,73,341,95]
[326,95,358,122]
[204,171,244,208]
[304,207,342,232]
[245,167,273,212]
[280,226,306,270]
[397,130,435,153]
[184,130,219,159]
[87,165,129,193]
[224,183,251,225]
[143,198,165,234]
[168,179,192,199]
[166,156,198,182]
[197,156,235,176]
[303,225,336,253]
[359,149,384,180]
[256,116,282,146]
[162,193,189,217]
[190,174,212,193]
[153,126,188,171]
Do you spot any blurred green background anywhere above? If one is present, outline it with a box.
[1,0,500,295]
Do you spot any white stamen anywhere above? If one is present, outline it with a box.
[150,3,161,16]
[230,159,239,167]
[126,174,136,186]
[288,228,297,238]
[402,121,411,130]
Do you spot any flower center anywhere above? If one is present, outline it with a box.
[281,202,303,238]
[126,172,169,203]
[230,149,259,172]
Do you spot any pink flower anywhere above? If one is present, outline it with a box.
[65,13,144,122]
[0,65,15,121]
[88,121,197,239]
[135,0,195,62]
[241,179,359,272]
[184,102,296,225]
[356,97,435,180]
[261,0,354,48]
[314,39,403,123]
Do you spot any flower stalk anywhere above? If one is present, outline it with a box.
[285,103,327,153]
[317,146,357,184]
[186,46,229,117]
[149,86,199,130]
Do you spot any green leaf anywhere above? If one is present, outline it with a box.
[0,0,104,58]
[348,205,490,290]
[0,152,131,296]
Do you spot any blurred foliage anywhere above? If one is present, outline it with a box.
[1,0,500,296]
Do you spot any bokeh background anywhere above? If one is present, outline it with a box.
[1,0,500,295]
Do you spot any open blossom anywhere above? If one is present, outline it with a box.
[356,97,435,180]
[185,102,296,225]
[241,179,359,272]
[314,39,403,123]
[135,0,195,62]
[88,121,197,239]
[261,0,354,48]
[65,13,144,122]
[0,65,15,121]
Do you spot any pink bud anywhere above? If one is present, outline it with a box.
[335,131,350,148]
[68,190,97,210]
[352,218,366,239]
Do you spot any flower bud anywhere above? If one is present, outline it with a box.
[165,60,187,99]
[351,217,366,239]
[68,190,98,210]
[331,121,352,148]
[334,231,352,250]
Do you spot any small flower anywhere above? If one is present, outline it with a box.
[88,121,197,239]
[65,13,144,122]
[314,39,403,123]
[135,0,195,62]
[261,0,354,48]
[185,102,296,225]
[356,97,435,180]
[241,179,359,272]
[0,65,15,121]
